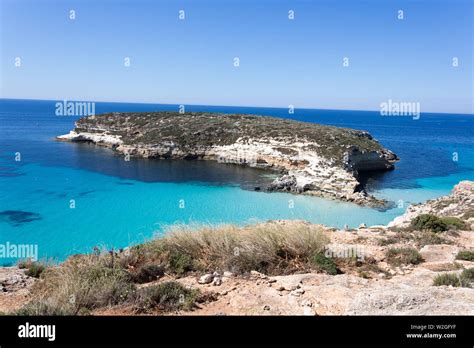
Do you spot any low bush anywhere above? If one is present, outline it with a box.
[440,217,466,230]
[455,250,474,262]
[433,268,473,288]
[16,299,74,316]
[17,260,47,278]
[460,268,474,286]
[310,252,338,275]
[411,214,447,232]
[386,247,423,266]
[135,281,199,312]
[168,251,194,276]
[378,230,451,248]
[17,254,136,315]
[130,263,164,284]
[433,273,461,287]
[413,231,451,247]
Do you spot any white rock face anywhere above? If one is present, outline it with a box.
[388,181,474,228]
[57,131,123,146]
[211,138,370,203]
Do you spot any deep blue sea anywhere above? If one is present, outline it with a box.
[1,99,473,265]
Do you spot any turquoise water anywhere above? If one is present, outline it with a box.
[1,99,473,264]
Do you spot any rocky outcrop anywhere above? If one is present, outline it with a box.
[58,112,398,207]
[0,267,34,313]
[388,180,474,228]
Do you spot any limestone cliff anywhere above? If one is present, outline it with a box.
[58,112,398,207]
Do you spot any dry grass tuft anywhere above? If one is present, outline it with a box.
[139,222,330,275]
[18,253,136,315]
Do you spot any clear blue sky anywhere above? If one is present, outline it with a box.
[1,0,472,113]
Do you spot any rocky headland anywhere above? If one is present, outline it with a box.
[57,112,398,207]
[2,181,473,316]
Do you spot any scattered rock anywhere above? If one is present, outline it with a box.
[198,274,214,284]
[290,288,305,297]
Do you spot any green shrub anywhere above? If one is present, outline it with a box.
[377,236,398,246]
[432,269,474,288]
[136,281,199,312]
[168,251,194,276]
[433,273,461,287]
[18,260,47,278]
[460,268,474,287]
[430,262,463,272]
[456,250,474,261]
[386,247,423,266]
[440,217,466,230]
[76,264,136,309]
[311,252,338,275]
[130,263,164,283]
[378,230,450,247]
[414,231,451,247]
[411,214,447,232]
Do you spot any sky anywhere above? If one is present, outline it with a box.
[0,0,472,113]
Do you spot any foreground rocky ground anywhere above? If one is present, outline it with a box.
[1,181,473,315]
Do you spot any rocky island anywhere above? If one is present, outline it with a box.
[58,112,398,207]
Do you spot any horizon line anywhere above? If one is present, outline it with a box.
[1,97,473,116]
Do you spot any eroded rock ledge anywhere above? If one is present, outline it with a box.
[58,112,398,207]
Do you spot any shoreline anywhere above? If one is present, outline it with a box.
[2,180,473,315]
